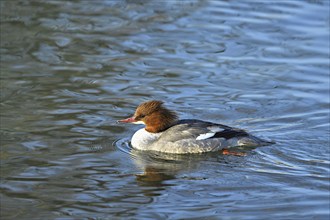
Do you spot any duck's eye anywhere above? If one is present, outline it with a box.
[136,114,145,120]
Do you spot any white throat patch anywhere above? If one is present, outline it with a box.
[132,121,145,125]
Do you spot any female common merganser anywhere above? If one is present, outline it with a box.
[118,100,272,154]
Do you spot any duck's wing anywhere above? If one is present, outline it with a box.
[158,119,248,143]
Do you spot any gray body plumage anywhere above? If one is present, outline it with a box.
[131,119,271,154]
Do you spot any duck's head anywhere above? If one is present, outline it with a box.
[118,100,178,133]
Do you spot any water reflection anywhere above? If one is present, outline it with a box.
[116,139,184,183]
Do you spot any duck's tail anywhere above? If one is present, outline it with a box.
[237,135,275,147]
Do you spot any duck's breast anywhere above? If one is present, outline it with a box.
[131,128,162,150]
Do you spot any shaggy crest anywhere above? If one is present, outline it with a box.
[135,100,164,116]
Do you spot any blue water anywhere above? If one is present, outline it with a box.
[1,0,329,219]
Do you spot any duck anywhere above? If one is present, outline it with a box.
[118,100,273,154]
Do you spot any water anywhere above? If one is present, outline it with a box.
[1,0,329,219]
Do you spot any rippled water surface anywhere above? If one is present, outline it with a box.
[1,0,329,219]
